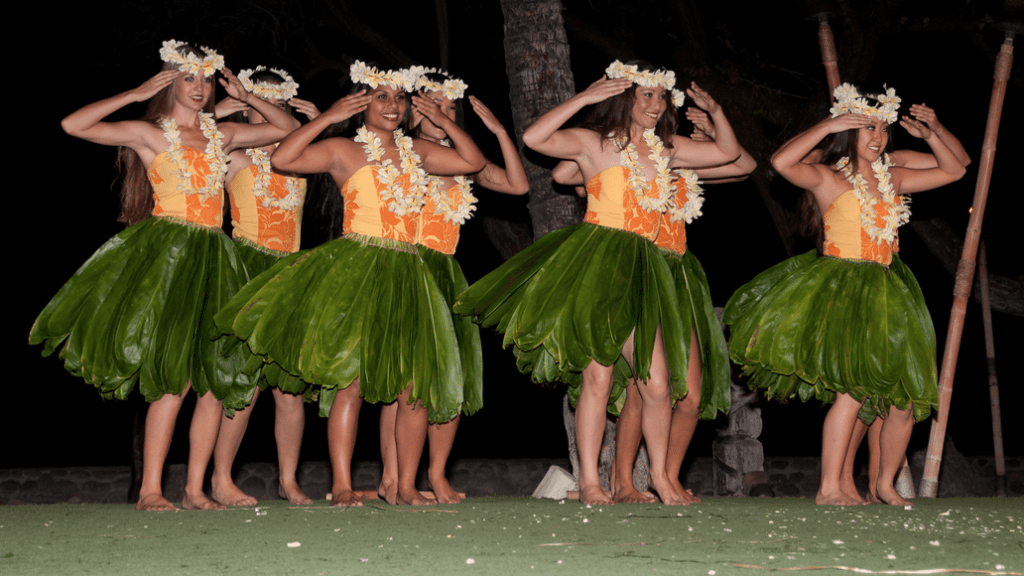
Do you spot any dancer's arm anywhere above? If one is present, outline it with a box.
[684,108,756,181]
[271,91,371,176]
[892,104,971,168]
[522,76,633,160]
[468,97,529,195]
[219,68,301,151]
[669,83,743,169]
[413,93,487,175]
[891,119,967,193]
[771,114,874,190]
[61,70,178,151]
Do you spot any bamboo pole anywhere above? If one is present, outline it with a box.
[919,34,1014,498]
[978,242,1007,496]
[816,14,841,98]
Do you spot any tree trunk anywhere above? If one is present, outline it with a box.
[500,0,585,241]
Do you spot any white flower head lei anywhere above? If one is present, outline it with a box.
[349,60,415,91]
[605,60,686,108]
[830,83,901,125]
[667,168,705,224]
[354,126,428,216]
[159,40,225,77]
[238,66,299,101]
[611,129,675,214]
[836,154,910,245]
[158,112,229,200]
[408,66,469,101]
[424,140,478,225]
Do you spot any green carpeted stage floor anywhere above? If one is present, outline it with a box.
[2,497,1020,575]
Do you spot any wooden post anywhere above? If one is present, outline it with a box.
[919,34,1014,498]
[978,242,1007,496]
[817,14,841,98]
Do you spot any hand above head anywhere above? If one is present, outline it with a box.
[214,97,250,119]
[412,92,452,129]
[218,68,250,103]
[820,112,875,133]
[130,70,179,102]
[908,103,943,132]
[577,75,633,106]
[686,82,721,115]
[322,90,370,123]
[685,107,715,141]
[469,96,506,135]
[290,98,320,121]
[900,117,932,140]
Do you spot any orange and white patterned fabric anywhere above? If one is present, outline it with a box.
[342,165,419,243]
[655,213,687,255]
[822,189,901,266]
[583,166,661,242]
[228,166,305,253]
[417,181,464,255]
[149,148,223,227]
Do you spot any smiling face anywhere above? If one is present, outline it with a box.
[414,90,456,141]
[364,85,408,132]
[174,71,214,111]
[857,117,889,162]
[630,85,668,131]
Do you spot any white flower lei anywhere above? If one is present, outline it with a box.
[238,66,299,101]
[245,147,303,211]
[350,60,414,91]
[354,126,427,216]
[830,83,901,125]
[408,66,468,100]
[605,60,686,108]
[666,168,705,224]
[424,139,478,224]
[837,154,910,245]
[159,40,224,76]
[611,129,675,213]
[159,112,228,200]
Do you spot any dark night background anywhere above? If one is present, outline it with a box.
[10,0,1022,478]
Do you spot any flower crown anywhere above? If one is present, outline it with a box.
[830,83,901,124]
[159,40,224,76]
[238,66,299,101]
[350,60,414,91]
[408,66,468,100]
[605,60,686,108]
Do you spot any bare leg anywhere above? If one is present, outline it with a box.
[578,360,616,505]
[136,388,188,511]
[428,415,462,504]
[838,419,869,504]
[272,388,312,505]
[183,390,228,510]
[873,405,914,506]
[395,384,435,505]
[626,329,690,506]
[816,393,865,506]
[210,387,260,507]
[612,380,656,503]
[328,382,363,507]
[665,329,702,504]
[378,401,399,504]
[865,418,884,503]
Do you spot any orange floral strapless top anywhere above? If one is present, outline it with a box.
[341,165,419,243]
[655,214,686,255]
[149,148,223,228]
[822,190,901,266]
[583,166,661,242]
[227,165,306,254]
[417,179,473,255]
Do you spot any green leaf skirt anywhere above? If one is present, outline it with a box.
[419,246,483,419]
[232,239,315,404]
[454,223,689,398]
[30,217,254,405]
[723,250,937,422]
[215,233,464,423]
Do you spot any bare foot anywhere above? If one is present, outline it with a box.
[612,479,656,504]
[329,486,364,507]
[211,478,258,507]
[397,486,437,506]
[579,483,614,506]
[135,492,180,511]
[815,488,865,506]
[182,491,228,510]
[866,490,883,504]
[278,481,313,506]
[839,481,867,505]
[377,479,398,505]
[648,473,693,506]
[875,486,912,507]
[665,476,701,504]
[429,473,462,505]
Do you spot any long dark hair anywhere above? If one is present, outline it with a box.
[116,44,217,226]
[580,60,679,150]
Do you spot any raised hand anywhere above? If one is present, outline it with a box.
[686,82,720,115]
[322,90,370,123]
[290,97,320,121]
[130,70,179,102]
[214,97,250,119]
[900,116,932,139]
[821,112,874,133]
[469,96,506,135]
[685,107,715,141]
[578,75,633,106]
[412,92,452,129]
[218,68,249,102]
[909,103,943,131]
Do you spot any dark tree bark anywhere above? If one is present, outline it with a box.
[500,0,585,241]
